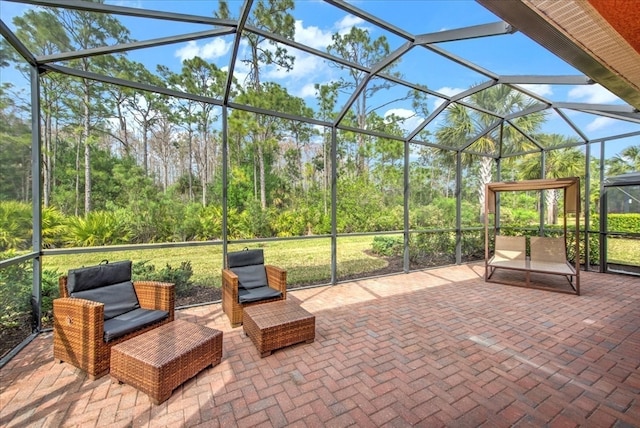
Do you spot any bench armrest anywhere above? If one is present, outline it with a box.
[265,265,287,298]
[53,297,104,344]
[133,281,175,321]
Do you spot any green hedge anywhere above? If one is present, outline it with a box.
[591,213,640,233]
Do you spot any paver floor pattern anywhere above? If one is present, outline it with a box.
[1,263,639,427]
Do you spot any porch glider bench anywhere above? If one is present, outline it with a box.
[484,178,581,295]
[486,235,578,295]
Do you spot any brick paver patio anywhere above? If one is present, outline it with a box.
[1,263,639,427]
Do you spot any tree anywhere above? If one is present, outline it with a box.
[123,62,167,175]
[314,82,339,215]
[0,84,31,202]
[177,57,226,206]
[228,83,311,209]
[607,144,640,176]
[436,85,546,222]
[518,135,585,224]
[326,27,427,176]
[10,9,71,207]
[217,0,296,209]
[149,114,177,192]
[49,2,130,214]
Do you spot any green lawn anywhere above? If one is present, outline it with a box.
[607,238,640,266]
[42,236,389,288]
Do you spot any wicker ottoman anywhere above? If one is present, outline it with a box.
[243,300,315,357]
[110,320,223,404]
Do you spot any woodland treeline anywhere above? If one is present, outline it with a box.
[2,0,640,252]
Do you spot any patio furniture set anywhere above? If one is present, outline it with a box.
[52,250,315,404]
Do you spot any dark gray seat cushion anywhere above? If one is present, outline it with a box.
[238,285,282,304]
[103,308,169,342]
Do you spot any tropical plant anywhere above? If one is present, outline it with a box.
[436,85,546,222]
[518,137,585,223]
[0,201,31,251]
[65,211,131,246]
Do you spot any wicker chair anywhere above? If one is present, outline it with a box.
[222,249,287,327]
[53,260,175,379]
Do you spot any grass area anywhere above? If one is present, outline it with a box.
[607,238,640,266]
[42,236,389,288]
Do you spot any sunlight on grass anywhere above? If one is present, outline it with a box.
[42,236,387,288]
[608,238,640,266]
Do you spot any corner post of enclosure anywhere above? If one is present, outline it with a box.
[599,140,607,273]
[31,66,43,333]
[455,151,462,264]
[403,140,410,273]
[330,126,338,284]
[584,142,591,271]
[540,150,546,236]
[495,158,501,235]
[222,107,228,267]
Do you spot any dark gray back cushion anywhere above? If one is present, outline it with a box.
[227,249,268,290]
[232,265,268,290]
[228,249,264,268]
[66,260,132,293]
[71,281,140,320]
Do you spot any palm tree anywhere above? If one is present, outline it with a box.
[519,135,585,224]
[606,144,640,176]
[436,85,546,222]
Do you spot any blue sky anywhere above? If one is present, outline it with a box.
[1,0,639,153]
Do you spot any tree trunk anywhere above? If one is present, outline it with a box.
[83,82,91,215]
[143,123,149,175]
[545,189,556,224]
[478,156,493,223]
[75,134,81,217]
[188,131,193,201]
[42,109,51,207]
[258,143,266,209]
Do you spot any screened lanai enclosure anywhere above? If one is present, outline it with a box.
[1,0,640,362]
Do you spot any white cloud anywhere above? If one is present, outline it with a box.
[385,108,423,133]
[519,84,553,97]
[298,83,320,98]
[568,84,620,104]
[294,20,333,50]
[432,86,463,110]
[335,15,366,34]
[175,39,231,62]
[267,52,324,80]
[436,86,465,98]
[586,116,615,132]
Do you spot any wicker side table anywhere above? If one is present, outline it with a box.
[110,320,223,404]
[243,300,315,357]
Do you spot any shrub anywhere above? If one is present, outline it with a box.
[591,213,640,233]
[41,269,61,324]
[133,260,194,298]
[65,211,131,246]
[198,205,223,240]
[0,252,32,329]
[409,231,455,262]
[371,236,403,256]
[0,201,31,251]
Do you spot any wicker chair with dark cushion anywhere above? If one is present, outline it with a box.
[222,249,286,327]
[53,260,175,379]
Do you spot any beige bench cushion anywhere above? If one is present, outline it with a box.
[530,236,575,274]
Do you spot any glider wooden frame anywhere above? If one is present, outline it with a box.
[484,177,581,295]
